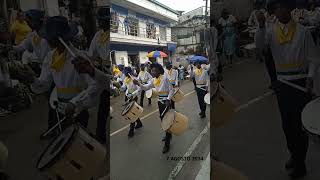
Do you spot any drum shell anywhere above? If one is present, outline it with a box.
[37,126,106,180]
[122,102,143,123]
[162,111,189,136]
[171,88,184,102]
[212,85,238,128]
[146,88,158,99]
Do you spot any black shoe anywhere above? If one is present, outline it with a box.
[199,112,202,115]
[128,129,134,138]
[289,166,307,179]
[135,120,143,129]
[128,124,135,138]
[285,158,295,170]
[200,113,206,118]
[162,144,170,154]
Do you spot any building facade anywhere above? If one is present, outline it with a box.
[101,0,179,67]
[171,6,209,56]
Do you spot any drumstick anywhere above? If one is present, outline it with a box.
[278,79,308,93]
[58,37,76,58]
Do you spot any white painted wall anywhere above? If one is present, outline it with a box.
[43,0,60,16]
[139,20,147,38]
[115,51,129,66]
[139,51,149,64]
[19,0,41,11]
[127,0,178,21]
[97,0,110,7]
[166,27,171,42]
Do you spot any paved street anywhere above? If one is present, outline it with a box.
[110,80,210,180]
[0,94,106,180]
[213,58,320,180]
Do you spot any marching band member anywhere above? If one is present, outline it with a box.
[25,16,98,138]
[10,10,32,45]
[88,7,109,70]
[258,0,320,178]
[133,63,174,154]
[165,63,178,109]
[306,2,320,26]
[72,54,112,145]
[137,63,153,107]
[291,2,308,24]
[12,9,50,76]
[121,67,143,138]
[190,61,210,119]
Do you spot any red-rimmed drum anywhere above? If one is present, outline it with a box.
[171,88,184,102]
[36,125,106,180]
[161,110,188,136]
[121,101,143,123]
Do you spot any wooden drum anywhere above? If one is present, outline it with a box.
[302,98,320,138]
[171,88,184,102]
[36,124,106,180]
[121,101,143,123]
[161,110,189,136]
[204,93,210,105]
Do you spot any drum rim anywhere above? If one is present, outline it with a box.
[162,110,175,131]
[36,125,77,170]
[121,101,135,116]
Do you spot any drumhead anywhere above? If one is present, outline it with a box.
[36,125,76,170]
[146,89,153,98]
[49,87,58,109]
[204,93,210,104]
[302,98,320,135]
[162,110,175,131]
[121,101,134,116]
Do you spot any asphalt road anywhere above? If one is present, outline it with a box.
[213,59,320,180]
[110,80,210,180]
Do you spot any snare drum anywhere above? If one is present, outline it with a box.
[146,88,158,99]
[302,98,320,137]
[171,88,184,102]
[36,125,106,180]
[161,110,189,136]
[121,101,143,123]
[204,93,210,104]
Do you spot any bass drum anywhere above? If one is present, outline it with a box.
[302,98,320,139]
[36,124,106,180]
[161,110,189,136]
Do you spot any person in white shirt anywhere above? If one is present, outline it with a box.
[12,9,50,76]
[218,9,237,65]
[88,7,109,71]
[25,16,99,139]
[137,63,153,106]
[187,63,197,88]
[189,61,209,119]
[291,2,308,24]
[165,63,178,109]
[178,64,185,81]
[133,63,174,154]
[306,2,320,26]
[121,67,143,138]
[248,2,267,28]
[258,0,320,178]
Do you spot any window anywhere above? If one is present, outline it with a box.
[146,23,156,39]
[110,11,119,33]
[124,16,139,36]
